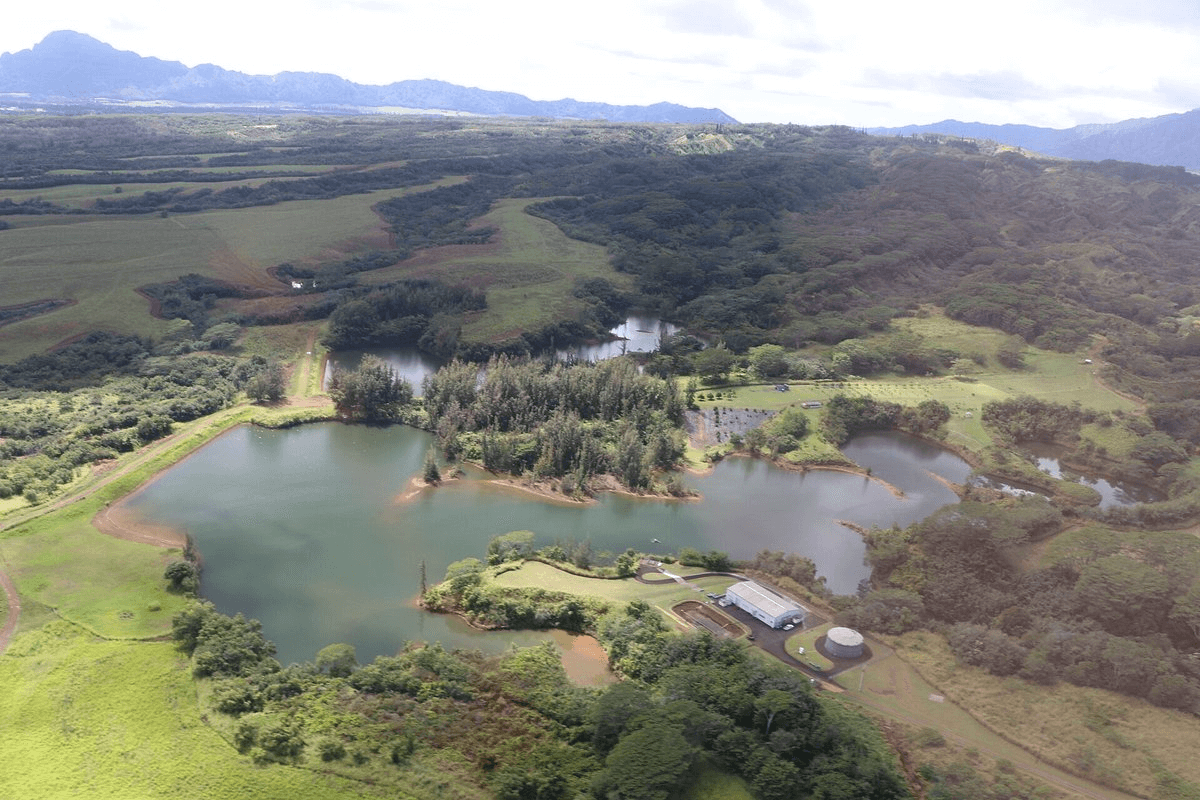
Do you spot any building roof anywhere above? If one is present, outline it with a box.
[727,581,803,619]
[827,627,864,647]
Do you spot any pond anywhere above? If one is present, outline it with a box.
[1022,441,1160,509]
[323,346,443,396]
[323,316,680,394]
[558,315,680,362]
[122,424,966,665]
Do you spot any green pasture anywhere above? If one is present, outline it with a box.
[786,623,835,671]
[0,626,381,800]
[0,175,311,209]
[46,164,341,176]
[360,198,631,343]
[687,313,1137,465]
[0,504,188,639]
[0,180,455,361]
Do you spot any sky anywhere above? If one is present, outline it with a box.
[2,0,1197,128]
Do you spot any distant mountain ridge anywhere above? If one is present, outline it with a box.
[870,112,1200,171]
[0,31,737,124]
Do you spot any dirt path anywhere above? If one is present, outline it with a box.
[842,653,1137,800]
[846,683,1134,800]
[293,327,321,398]
[0,566,19,656]
[0,405,245,538]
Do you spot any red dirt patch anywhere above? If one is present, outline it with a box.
[674,600,743,638]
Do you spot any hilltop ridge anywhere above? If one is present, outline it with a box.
[0,31,737,124]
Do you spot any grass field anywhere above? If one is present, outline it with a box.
[0,625,388,800]
[491,561,741,628]
[0,180,456,361]
[786,623,835,671]
[359,198,632,343]
[689,312,1141,470]
[0,175,313,209]
[885,631,1200,799]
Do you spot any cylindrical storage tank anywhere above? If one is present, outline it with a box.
[825,627,864,659]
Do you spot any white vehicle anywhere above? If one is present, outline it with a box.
[783,623,795,631]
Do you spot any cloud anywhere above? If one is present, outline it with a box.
[651,0,758,37]
[862,70,1060,103]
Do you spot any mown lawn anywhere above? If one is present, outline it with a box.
[786,623,835,671]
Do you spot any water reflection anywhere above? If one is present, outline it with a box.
[558,315,679,361]
[1022,441,1158,509]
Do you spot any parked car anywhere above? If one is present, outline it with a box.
[783,623,795,631]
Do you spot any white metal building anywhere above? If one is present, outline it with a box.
[725,581,806,628]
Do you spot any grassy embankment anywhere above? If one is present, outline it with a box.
[492,560,743,632]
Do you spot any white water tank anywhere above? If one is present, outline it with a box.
[825,626,864,659]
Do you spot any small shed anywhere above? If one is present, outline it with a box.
[725,581,806,628]
[825,626,864,659]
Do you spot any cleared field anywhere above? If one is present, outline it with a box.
[0,180,455,361]
[837,646,1135,800]
[0,627,384,800]
[360,198,632,343]
[886,631,1200,799]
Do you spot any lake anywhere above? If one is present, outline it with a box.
[123,424,965,665]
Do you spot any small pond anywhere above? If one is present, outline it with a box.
[324,316,680,394]
[124,425,967,665]
[323,346,443,396]
[1023,441,1160,508]
[558,315,680,362]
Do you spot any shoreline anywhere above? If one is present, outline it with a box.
[698,449,907,499]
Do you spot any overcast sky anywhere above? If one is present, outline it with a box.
[3,0,1197,128]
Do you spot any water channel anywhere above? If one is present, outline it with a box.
[124,424,967,666]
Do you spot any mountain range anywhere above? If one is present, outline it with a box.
[0,31,737,124]
[870,113,1200,171]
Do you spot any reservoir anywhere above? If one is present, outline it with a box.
[124,423,965,665]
